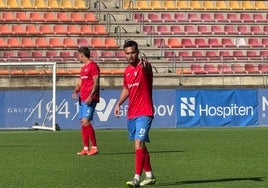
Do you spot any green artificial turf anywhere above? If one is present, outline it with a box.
[0,127,267,188]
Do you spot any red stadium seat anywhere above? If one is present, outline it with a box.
[170,25,184,35]
[218,64,233,74]
[181,38,196,48]
[197,25,212,35]
[219,51,234,60]
[253,13,265,23]
[237,25,251,35]
[57,12,71,22]
[200,13,214,22]
[222,38,235,47]
[7,37,20,48]
[90,38,106,48]
[211,25,225,35]
[258,64,268,73]
[231,64,246,74]
[21,37,35,48]
[67,25,80,35]
[44,12,57,22]
[206,51,219,60]
[178,51,193,61]
[250,25,264,35]
[187,13,200,22]
[39,25,53,34]
[167,38,181,48]
[157,25,172,35]
[30,12,43,22]
[224,25,237,35]
[49,38,62,48]
[148,13,162,22]
[16,12,30,22]
[84,12,98,22]
[26,25,39,35]
[93,25,108,35]
[77,38,89,46]
[63,38,77,48]
[204,64,220,74]
[214,13,227,22]
[262,39,268,47]
[0,25,11,35]
[240,13,253,22]
[248,38,263,47]
[208,38,223,47]
[53,25,67,34]
[195,38,209,48]
[161,13,175,22]
[233,50,247,60]
[11,25,25,35]
[80,25,94,35]
[35,37,49,48]
[184,25,198,35]
[227,13,240,22]
[174,13,187,22]
[245,63,259,74]
[191,64,206,74]
[2,12,16,21]
[105,38,119,48]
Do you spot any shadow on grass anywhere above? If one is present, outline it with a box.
[102,150,184,155]
[156,177,265,186]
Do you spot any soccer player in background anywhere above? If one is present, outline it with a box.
[114,40,156,187]
[72,46,100,156]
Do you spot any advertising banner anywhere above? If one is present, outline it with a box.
[176,89,258,127]
[0,89,176,129]
[257,89,268,126]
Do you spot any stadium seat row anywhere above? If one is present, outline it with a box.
[165,50,268,61]
[0,0,88,9]
[0,68,123,75]
[178,63,268,75]
[134,12,268,23]
[124,0,268,10]
[0,11,97,22]
[144,25,268,36]
[154,37,268,48]
[0,50,126,62]
[0,37,119,48]
[0,24,108,35]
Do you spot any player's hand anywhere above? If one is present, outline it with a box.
[72,92,77,99]
[139,58,150,73]
[114,105,120,118]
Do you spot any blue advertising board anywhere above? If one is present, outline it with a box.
[257,89,268,126]
[176,89,258,127]
[0,89,176,129]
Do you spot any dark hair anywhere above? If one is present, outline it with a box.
[78,46,90,58]
[123,40,139,51]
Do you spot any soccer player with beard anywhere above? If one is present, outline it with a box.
[72,46,100,156]
[114,40,155,187]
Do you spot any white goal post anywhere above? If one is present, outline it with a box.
[0,62,57,131]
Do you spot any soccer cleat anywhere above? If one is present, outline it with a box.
[126,178,140,187]
[87,147,98,155]
[77,149,88,155]
[140,177,156,186]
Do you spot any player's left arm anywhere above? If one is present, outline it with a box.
[86,74,100,104]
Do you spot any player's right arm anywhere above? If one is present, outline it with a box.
[114,87,129,117]
[72,79,81,99]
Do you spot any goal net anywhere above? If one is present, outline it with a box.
[0,62,57,131]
